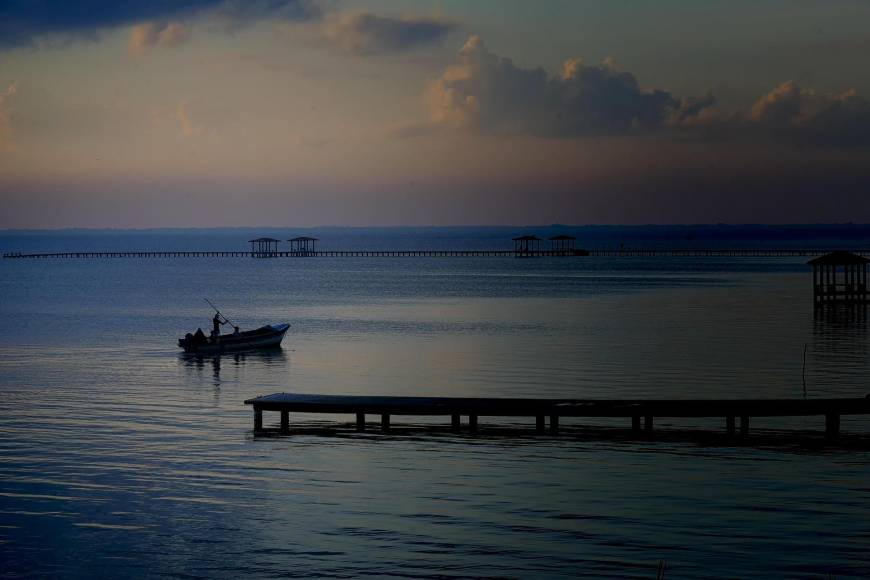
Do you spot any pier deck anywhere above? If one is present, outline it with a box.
[244,392,870,438]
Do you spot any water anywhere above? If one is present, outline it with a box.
[2,228,870,578]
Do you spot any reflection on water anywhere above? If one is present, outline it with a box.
[813,305,868,351]
[179,348,289,387]
[178,348,289,371]
[813,304,868,328]
[811,305,869,398]
[2,253,870,579]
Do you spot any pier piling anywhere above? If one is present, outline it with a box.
[549,415,560,434]
[826,414,840,439]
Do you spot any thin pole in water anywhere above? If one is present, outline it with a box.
[802,343,808,400]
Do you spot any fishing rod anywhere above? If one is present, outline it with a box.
[204,298,238,328]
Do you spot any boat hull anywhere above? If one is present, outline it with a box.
[178,323,290,354]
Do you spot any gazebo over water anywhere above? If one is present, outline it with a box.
[549,235,576,255]
[249,237,280,258]
[808,251,869,305]
[288,236,318,255]
[513,235,543,257]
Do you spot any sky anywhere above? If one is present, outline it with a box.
[1,0,870,228]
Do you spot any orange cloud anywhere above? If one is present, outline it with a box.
[323,11,456,55]
[427,36,870,147]
[0,80,19,151]
[176,101,204,137]
[427,35,688,136]
[128,21,191,55]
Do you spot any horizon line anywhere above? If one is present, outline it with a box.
[1,222,868,233]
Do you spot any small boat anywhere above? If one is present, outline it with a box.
[178,323,290,354]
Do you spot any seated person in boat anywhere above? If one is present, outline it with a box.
[184,328,207,346]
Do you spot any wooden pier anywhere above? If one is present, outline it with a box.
[4,248,869,259]
[244,392,870,439]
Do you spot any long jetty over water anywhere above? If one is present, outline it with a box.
[5,248,868,259]
[244,393,870,439]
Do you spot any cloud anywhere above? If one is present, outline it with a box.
[0,82,18,100]
[0,0,322,50]
[427,36,870,147]
[427,35,703,137]
[128,21,191,55]
[0,81,19,151]
[748,81,870,147]
[384,121,444,140]
[176,101,204,137]
[214,0,323,32]
[323,11,456,55]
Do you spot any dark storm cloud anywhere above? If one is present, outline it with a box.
[0,0,322,49]
[323,12,456,55]
[428,36,870,147]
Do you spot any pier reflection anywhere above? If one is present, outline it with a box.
[810,305,868,397]
[813,305,867,346]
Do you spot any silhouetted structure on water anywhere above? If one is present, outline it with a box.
[808,251,869,306]
[549,234,576,256]
[249,237,280,258]
[245,392,870,441]
[513,235,543,257]
[288,236,318,256]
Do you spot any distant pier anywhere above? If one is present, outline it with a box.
[1,249,561,259]
[245,392,870,440]
[4,248,869,259]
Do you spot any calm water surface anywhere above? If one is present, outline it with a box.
[1,231,869,578]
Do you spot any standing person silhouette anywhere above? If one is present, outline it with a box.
[212,312,226,338]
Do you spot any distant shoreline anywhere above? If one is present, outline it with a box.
[2,223,870,234]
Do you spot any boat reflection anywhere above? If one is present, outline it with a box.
[179,348,289,386]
